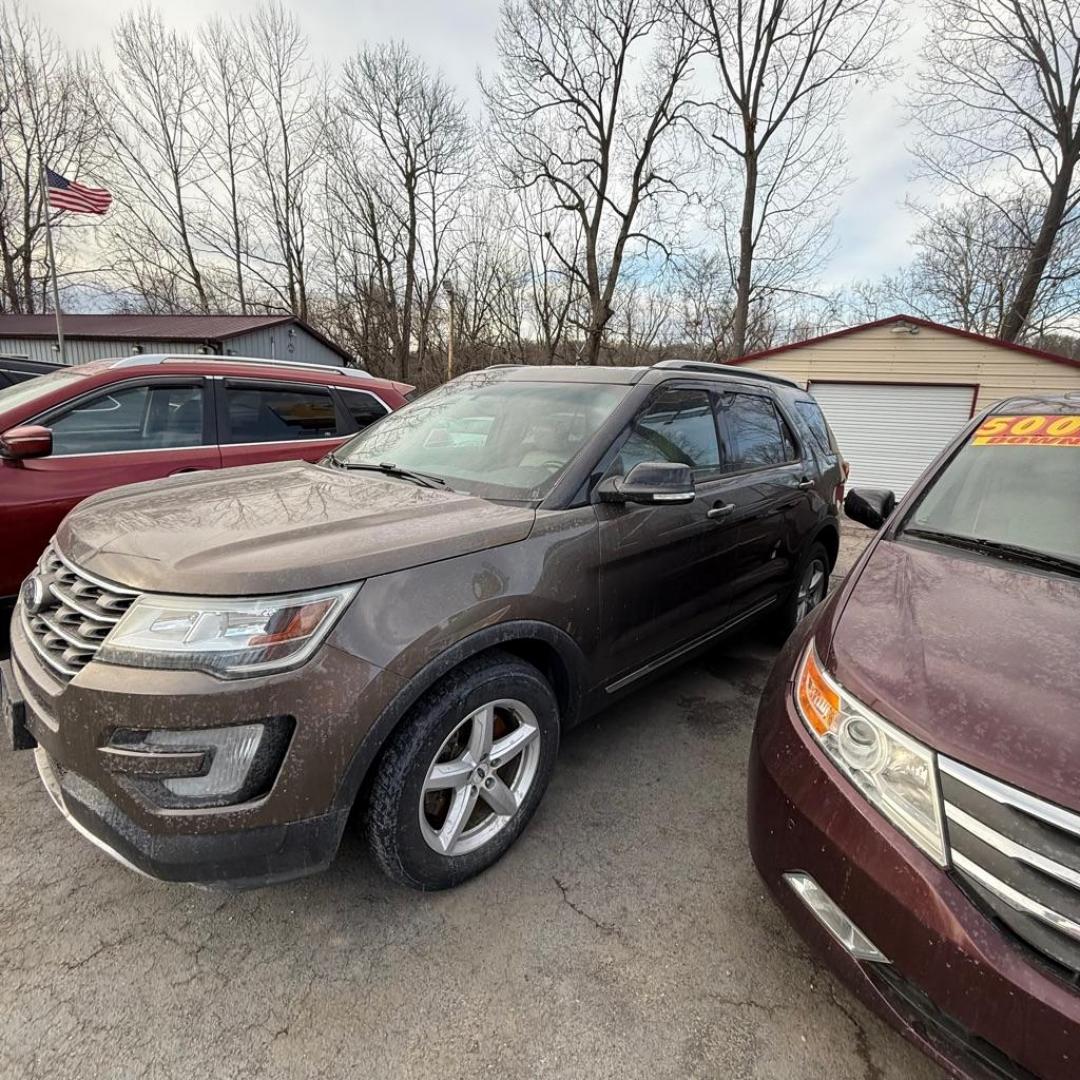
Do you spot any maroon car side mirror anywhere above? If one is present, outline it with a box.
[0,425,53,461]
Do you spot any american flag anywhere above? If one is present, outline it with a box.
[44,167,112,215]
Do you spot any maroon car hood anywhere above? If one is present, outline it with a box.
[57,460,536,595]
[830,538,1080,812]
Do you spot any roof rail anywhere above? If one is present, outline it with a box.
[112,354,374,378]
[652,359,801,389]
[171,355,374,378]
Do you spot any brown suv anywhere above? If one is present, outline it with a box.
[3,362,842,890]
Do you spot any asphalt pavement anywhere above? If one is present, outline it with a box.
[0,523,941,1079]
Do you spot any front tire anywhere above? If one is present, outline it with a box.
[772,541,830,641]
[365,651,560,890]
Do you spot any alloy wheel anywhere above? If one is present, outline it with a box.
[796,557,828,623]
[419,698,542,857]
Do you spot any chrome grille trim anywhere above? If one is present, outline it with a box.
[20,543,141,682]
[941,756,1080,840]
[945,802,1080,893]
[51,545,140,598]
[20,604,78,677]
[951,852,1080,944]
[34,611,101,653]
[48,584,124,625]
[943,755,1080,977]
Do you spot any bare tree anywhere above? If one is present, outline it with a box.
[330,42,471,381]
[98,6,210,312]
[198,17,257,314]
[483,0,701,365]
[684,0,893,357]
[244,1,322,320]
[516,184,584,363]
[0,1,101,314]
[913,0,1080,342]
[866,192,1080,335]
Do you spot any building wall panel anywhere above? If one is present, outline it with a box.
[739,324,1080,410]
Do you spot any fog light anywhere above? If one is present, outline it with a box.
[104,718,293,809]
[144,725,264,798]
[784,872,890,963]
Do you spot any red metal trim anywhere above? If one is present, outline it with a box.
[730,314,1080,373]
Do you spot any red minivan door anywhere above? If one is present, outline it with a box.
[215,378,356,468]
[8,378,220,587]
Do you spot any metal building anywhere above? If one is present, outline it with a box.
[0,314,351,368]
[733,314,1080,495]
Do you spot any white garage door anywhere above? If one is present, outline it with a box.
[809,382,975,496]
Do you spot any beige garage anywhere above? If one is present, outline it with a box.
[732,315,1080,494]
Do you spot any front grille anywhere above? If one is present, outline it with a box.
[942,756,1080,983]
[20,544,139,681]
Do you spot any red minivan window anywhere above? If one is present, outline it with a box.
[1,378,220,598]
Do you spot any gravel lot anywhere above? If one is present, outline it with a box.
[0,522,940,1080]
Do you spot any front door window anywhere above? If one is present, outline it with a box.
[50,384,205,455]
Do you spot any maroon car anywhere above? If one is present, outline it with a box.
[0,355,412,605]
[749,393,1080,1077]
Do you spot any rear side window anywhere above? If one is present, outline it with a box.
[338,388,388,432]
[50,384,206,455]
[224,384,340,443]
[615,388,720,474]
[794,399,836,457]
[722,393,796,469]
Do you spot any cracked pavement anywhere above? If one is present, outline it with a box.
[0,524,940,1079]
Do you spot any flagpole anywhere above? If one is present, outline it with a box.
[39,159,65,365]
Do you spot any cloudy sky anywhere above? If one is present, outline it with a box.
[37,0,931,290]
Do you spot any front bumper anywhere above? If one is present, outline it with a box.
[748,633,1080,1079]
[32,746,347,887]
[6,606,403,888]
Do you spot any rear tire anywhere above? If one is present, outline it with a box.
[772,541,830,642]
[365,651,560,890]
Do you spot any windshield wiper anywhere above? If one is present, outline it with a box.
[904,526,1080,578]
[327,457,448,489]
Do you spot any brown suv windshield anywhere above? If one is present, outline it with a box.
[335,376,629,501]
[904,414,1080,563]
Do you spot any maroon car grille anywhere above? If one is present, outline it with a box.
[942,756,1080,982]
[20,544,139,681]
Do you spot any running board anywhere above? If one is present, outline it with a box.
[604,597,776,694]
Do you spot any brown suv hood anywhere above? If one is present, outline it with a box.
[829,537,1080,812]
[57,460,536,595]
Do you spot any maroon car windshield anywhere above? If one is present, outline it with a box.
[904,412,1080,564]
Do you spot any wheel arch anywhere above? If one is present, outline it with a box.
[812,519,840,571]
[333,620,587,816]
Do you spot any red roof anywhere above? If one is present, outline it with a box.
[730,314,1080,373]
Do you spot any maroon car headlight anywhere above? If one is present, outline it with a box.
[794,642,947,866]
[95,585,358,677]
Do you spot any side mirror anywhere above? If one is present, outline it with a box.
[597,461,695,506]
[0,425,52,461]
[844,487,896,530]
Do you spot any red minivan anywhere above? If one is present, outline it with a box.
[0,355,412,605]
[749,393,1080,1078]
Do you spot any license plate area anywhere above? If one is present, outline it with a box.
[1,661,35,751]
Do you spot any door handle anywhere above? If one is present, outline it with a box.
[707,503,735,520]
[797,478,814,489]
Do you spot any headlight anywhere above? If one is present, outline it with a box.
[794,642,946,866]
[97,585,358,677]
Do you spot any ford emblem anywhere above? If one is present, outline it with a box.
[21,575,47,615]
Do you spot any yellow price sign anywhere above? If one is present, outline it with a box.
[972,415,1080,446]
